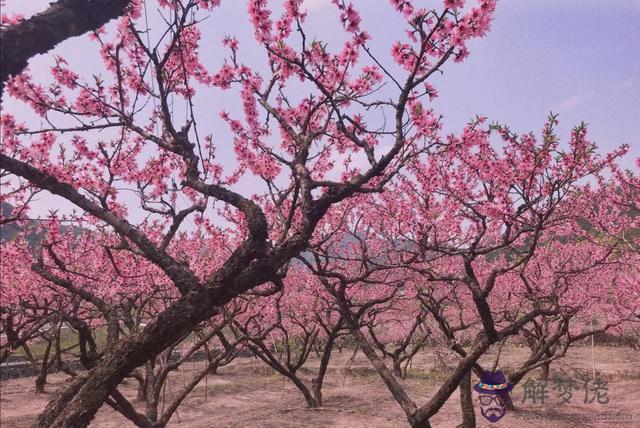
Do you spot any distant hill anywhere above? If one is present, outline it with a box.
[1,202,22,242]
[1,202,79,246]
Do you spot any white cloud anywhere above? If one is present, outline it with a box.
[552,90,595,112]
[303,0,333,11]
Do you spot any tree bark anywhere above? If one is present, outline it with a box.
[392,360,403,379]
[35,282,254,427]
[457,369,476,428]
[1,0,131,95]
[344,320,419,423]
[311,333,337,406]
[35,338,53,393]
[37,375,88,427]
[290,376,321,409]
[539,361,550,380]
[502,392,515,411]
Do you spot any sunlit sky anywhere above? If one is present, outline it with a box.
[2,0,639,219]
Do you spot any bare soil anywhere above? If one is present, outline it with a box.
[1,346,638,427]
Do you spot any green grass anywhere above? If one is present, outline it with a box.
[11,326,109,360]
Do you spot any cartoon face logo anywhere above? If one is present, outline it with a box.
[477,393,506,422]
[473,370,513,423]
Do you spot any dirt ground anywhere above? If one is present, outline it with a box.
[1,345,639,427]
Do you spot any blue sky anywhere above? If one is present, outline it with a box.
[432,0,639,168]
[2,0,639,219]
[4,0,638,165]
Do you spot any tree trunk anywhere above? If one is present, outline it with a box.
[304,392,321,409]
[502,392,515,411]
[37,375,88,427]
[35,339,53,393]
[409,334,492,428]
[409,418,432,428]
[311,334,336,406]
[35,371,48,394]
[35,289,222,427]
[136,381,147,402]
[344,320,418,422]
[0,0,131,94]
[289,375,321,408]
[457,369,475,428]
[132,368,148,402]
[393,360,404,379]
[34,230,292,428]
[539,361,550,380]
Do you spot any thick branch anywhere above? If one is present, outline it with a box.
[1,0,131,94]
